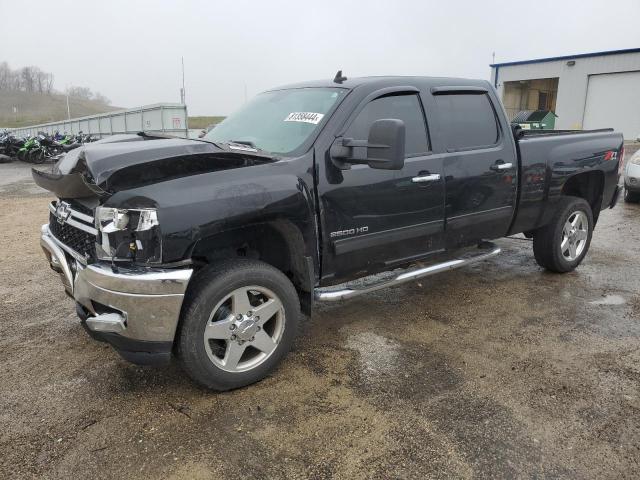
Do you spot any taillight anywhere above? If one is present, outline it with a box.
[618,145,625,175]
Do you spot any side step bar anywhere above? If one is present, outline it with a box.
[314,242,501,302]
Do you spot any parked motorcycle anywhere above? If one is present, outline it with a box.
[0,131,25,159]
[16,136,38,162]
[2,129,98,164]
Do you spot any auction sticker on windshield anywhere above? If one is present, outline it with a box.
[284,112,324,125]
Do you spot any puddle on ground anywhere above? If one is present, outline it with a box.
[589,295,626,306]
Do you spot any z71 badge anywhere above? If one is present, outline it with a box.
[330,226,369,238]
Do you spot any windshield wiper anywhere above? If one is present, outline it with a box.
[189,137,226,149]
[191,137,278,159]
[223,141,278,158]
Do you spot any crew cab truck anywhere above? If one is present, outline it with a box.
[35,75,623,391]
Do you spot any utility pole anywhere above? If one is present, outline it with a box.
[66,85,71,119]
[180,56,186,105]
[492,51,496,64]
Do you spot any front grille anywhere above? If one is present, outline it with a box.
[49,203,97,261]
[68,201,94,217]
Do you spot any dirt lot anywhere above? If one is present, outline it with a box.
[1,159,639,479]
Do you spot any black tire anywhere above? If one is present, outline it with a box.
[533,196,593,273]
[624,188,638,203]
[31,149,45,164]
[177,259,301,391]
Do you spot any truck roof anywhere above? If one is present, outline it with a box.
[269,76,493,92]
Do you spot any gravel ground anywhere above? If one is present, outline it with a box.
[1,158,639,479]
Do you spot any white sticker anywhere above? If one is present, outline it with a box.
[284,112,324,125]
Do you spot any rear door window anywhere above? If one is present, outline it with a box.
[434,93,500,151]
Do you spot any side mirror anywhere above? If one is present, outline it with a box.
[366,118,405,170]
[330,118,406,170]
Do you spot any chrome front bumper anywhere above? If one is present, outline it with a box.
[40,224,192,344]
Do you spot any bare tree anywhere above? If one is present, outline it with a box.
[0,62,10,90]
[44,72,54,94]
[67,85,92,100]
[21,66,35,92]
[7,68,20,90]
[34,67,47,94]
[0,62,56,93]
[93,92,111,105]
[0,63,104,102]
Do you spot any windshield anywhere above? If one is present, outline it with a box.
[205,87,346,154]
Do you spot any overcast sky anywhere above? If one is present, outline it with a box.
[1,0,638,116]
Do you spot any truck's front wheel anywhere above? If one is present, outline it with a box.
[624,188,638,203]
[533,196,593,273]
[177,259,301,391]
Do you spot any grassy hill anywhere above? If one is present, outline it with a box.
[0,90,120,128]
[0,90,228,130]
[188,116,226,129]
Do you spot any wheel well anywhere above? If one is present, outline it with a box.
[561,171,604,224]
[189,221,313,311]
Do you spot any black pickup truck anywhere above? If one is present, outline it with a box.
[35,74,624,390]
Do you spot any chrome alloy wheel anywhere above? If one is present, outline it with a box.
[561,211,588,261]
[204,286,285,373]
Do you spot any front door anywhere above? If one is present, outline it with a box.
[318,92,445,283]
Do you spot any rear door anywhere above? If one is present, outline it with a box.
[318,91,445,282]
[430,88,517,248]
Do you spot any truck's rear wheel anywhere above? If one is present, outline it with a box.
[533,196,593,273]
[177,259,300,391]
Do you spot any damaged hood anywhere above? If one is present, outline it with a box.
[32,134,276,199]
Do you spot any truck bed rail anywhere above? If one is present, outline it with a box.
[514,127,614,139]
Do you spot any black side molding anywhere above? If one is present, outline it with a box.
[446,206,514,230]
[333,221,443,255]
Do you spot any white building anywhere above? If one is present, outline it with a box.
[490,48,640,139]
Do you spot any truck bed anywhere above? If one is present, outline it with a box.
[508,128,624,236]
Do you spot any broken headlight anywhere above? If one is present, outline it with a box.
[95,207,162,264]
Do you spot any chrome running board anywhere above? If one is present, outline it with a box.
[314,242,501,302]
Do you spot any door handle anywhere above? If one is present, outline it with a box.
[490,162,513,171]
[412,173,441,183]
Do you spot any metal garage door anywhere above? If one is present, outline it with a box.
[583,71,640,140]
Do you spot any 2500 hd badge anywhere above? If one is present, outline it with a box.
[330,226,369,238]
